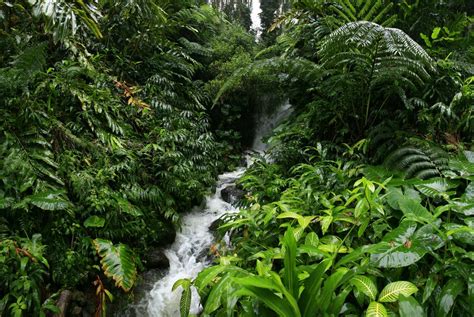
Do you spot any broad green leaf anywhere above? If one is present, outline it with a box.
[398,197,434,223]
[355,198,369,218]
[350,275,378,300]
[27,191,70,211]
[84,215,105,228]
[370,221,443,268]
[379,281,418,302]
[366,302,388,317]
[298,245,326,258]
[172,278,191,292]
[233,276,280,292]
[318,235,350,253]
[277,211,303,221]
[399,295,424,317]
[93,239,137,292]
[319,215,333,234]
[444,223,474,245]
[305,232,319,247]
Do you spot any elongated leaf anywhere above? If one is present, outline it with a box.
[366,302,388,317]
[318,268,351,312]
[93,239,137,292]
[399,295,424,317]
[436,279,464,316]
[422,274,438,303]
[204,274,234,314]
[300,259,332,317]
[173,279,191,317]
[350,276,378,300]
[194,265,233,296]
[180,287,191,317]
[283,227,298,298]
[379,281,418,302]
[329,285,352,315]
[233,286,300,317]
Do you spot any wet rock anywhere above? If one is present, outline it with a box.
[54,290,72,317]
[144,248,169,270]
[70,306,82,316]
[209,218,223,232]
[221,185,245,204]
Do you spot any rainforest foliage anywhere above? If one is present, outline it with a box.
[178,1,474,317]
[0,0,473,316]
[0,0,258,315]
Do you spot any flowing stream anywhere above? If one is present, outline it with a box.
[122,101,291,316]
[145,169,244,316]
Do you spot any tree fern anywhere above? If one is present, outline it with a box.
[386,141,450,179]
[329,0,397,27]
[319,21,435,132]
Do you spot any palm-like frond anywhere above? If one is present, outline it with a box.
[330,0,397,27]
[386,141,450,179]
[30,0,102,41]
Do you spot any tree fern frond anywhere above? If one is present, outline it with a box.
[12,43,48,77]
[386,142,450,179]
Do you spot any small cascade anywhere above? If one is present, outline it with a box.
[252,100,293,152]
[122,100,292,316]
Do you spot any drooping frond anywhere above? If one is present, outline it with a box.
[330,0,397,27]
[385,141,450,179]
[321,21,433,72]
[214,57,321,104]
[30,0,103,41]
[319,21,435,116]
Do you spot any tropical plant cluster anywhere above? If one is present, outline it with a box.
[0,0,261,315]
[177,1,474,316]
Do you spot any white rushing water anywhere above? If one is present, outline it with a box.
[122,100,292,316]
[250,0,262,38]
[145,169,244,316]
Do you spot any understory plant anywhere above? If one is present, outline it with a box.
[176,143,474,316]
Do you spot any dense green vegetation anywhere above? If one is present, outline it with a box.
[0,0,473,316]
[177,1,474,317]
[0,0,258,315]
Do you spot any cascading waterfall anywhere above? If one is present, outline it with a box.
[250,0,262,38]
[122,101,291,316]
